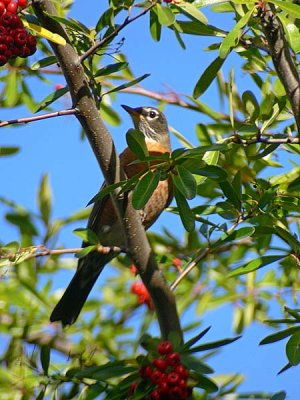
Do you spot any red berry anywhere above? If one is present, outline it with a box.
[17,0,27,7]
[165,352,181,366]
[20,45,31,57]
[3,0,11,4]
[4,49,12,58]
[0,43,7,53]
[157,341,173,355]
[10,14,23,28]
[130,264,137,275]
[0,54,7,65]
[174,364,189,379]
[128,382,138,396]
[178,378,187,389]
[158,381,169,393]
[0,26,7,34]
[168,386,185,399]
[0,1,5,15]
[150,390,160,400]
[1,12,14,26]
[6,1,18,14]
[131,282,144,295]
[27,35,37,48]
[173,257,182,268]
[14,31,28,46]
[5,35,14,46]
[167,372,180,386]
[153,358,167,371]
[144,365,153,378]
[150,369,162,384]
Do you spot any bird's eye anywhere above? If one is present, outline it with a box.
[149,110,157,119]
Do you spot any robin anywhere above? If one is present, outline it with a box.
[50,105,172,325]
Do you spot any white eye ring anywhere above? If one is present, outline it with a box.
[149,110,158,119]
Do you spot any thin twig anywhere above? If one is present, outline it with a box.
[227,134,300,145]
[0,108,76,128]
[79,1,158,63]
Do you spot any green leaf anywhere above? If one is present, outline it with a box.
[40,346,50,375]
[23,18,67,45]
[38,174,52,226]
[150,9,161,41]
[228,68,234,128]
[277,15,300,54]
[0,147,19,157]
[175,20,226,37]
[286,332,300,366]
[242,90,260,121]
[132,171,160,210]
[172,165,197,199]
[187,336,241,353]
[183,327,211,350]
[103,73,150,96]
[126,129,149,159]
[260,326,300,345]
[5,70,18,107]
[219,180,241,209]
[73,228,100,244]
[219,7,255,59]
[155,4,175,26]
[227,255,286,278]
[270,392,286,400]
[269,1,300,18]
[35,86,69,112]
[274,225,300,252]
[31,56,57,70]
[174,187,195,232]
[94,62,128,78]
[175,2,208,24]
[75,245,98,259]
[67,361,135,380]
[212,226,255,250]
[193,56,225,98]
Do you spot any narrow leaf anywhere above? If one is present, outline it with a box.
[0,147,19,156]
[228,255,286,278]
[132,171,160,210]
[260,326,300,345]
[187,336,241,353]
[269,1,300,19]
[23,20,66,45]
[193,56,225,98]
[175,3,208,24]
[126,129,149,159]
[286,332,300,366]
[155,4,175,26]
[75,245,97,258]
[35,86,69,112]
[94,62,128,78]
[219,7,255,59]
[150,9,161,42]
[31,56,57,70]
[37,174,52,226]
[40,346,50,375]
[103,74,150,96]
[174,187,195,232]
[172,165,197,199]
[73,228,100,244]
[219,180,241,209]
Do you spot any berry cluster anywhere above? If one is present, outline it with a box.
[131,281,153,310]
[131,341,190,399]
[0,0,37,66]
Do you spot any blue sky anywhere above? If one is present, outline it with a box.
[1,1,299,398]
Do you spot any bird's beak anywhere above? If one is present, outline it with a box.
[121,104,142,117]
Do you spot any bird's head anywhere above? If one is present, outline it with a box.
[122,105,169,145]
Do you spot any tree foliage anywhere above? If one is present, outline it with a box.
[1,0,300,399]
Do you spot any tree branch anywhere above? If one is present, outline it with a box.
[0,108,76,128]
[79,2,157,63]
[32,0,182,340]
[260,4,300,133]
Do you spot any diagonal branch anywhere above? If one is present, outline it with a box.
[31,0,182,341]
[79,1,157,63]
[260,4,300,133]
